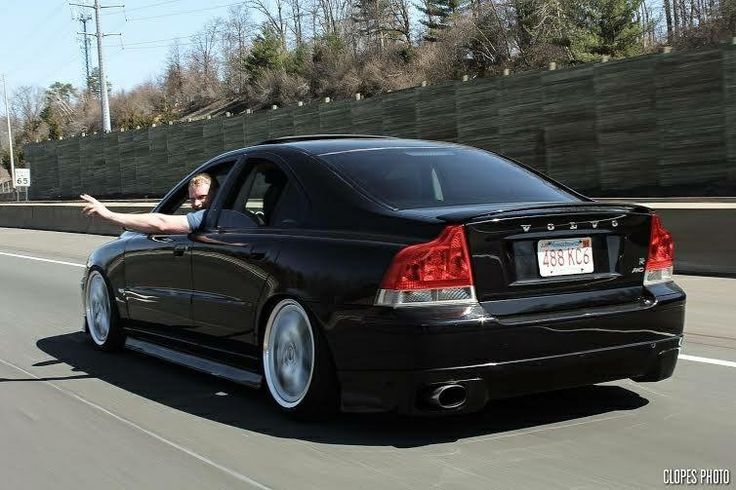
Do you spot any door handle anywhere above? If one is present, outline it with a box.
[173,244,189,256]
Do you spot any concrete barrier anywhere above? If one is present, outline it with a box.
[0,202,154,237]
[0,201,733,276]
[656,207,735,277]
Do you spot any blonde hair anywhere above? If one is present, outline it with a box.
[189,173,212,189]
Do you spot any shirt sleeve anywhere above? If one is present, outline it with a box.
[186,210,206,231]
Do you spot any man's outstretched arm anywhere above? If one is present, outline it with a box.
[80,194,191,234]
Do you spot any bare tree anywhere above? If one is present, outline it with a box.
[11,86,47,141]
[389,0,413,46]
[189,20,222,100]
[315,0,352,37]
[663,0,674,43]
[221,5,253,94]
[11,86,45,133]
[163,42,185,102]
[287,0,307,46]
[249,0,288,47]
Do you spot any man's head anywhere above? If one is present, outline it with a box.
[188,173,215,211]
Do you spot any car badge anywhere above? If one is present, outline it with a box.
[612,220,619,227]
[547,223,555,231]
[591,221,599,228]
[521,224,531,232]
[569,222,578,230]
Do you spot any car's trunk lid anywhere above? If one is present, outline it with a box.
[458,202,653,315]
[397,201,654,317]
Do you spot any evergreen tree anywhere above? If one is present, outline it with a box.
[417,0,465,42]
[568,0,646,61]
[244,26,288,79]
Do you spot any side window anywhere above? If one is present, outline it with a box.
[158,160,235,226]
[218,160,305,229]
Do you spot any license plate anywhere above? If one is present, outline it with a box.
[537,237,594,277]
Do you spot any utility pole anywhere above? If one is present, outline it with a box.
[71,1,123,133]
[77,13,93,88]
[2,74,16,194]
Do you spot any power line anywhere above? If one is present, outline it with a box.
[107,0,189,13]
[115,35,192,46]
[110,42,195,51]
[125,1,246,21]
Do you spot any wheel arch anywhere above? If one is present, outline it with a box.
[255,293,338,375]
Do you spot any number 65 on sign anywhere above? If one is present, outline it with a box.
[15,168,30,187]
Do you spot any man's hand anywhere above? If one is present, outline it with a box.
[80,194,112,220]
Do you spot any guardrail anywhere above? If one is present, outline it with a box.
[0,201,733,276]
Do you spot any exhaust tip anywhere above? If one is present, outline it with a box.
[428,384,467,410]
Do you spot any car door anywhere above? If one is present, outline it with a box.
[188,152,308,363]
[124,232,195,339]
[123,158,237,342]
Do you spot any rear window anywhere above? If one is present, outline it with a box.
[319,147,577,209]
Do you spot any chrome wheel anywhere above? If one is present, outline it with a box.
[86,271,111,346]
[263,299,316,409]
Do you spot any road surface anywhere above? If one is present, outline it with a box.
[0,227,733,489]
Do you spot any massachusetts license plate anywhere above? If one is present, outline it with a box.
[537,237,594,277]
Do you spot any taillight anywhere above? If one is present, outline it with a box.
[375,225,477,307]
[644,213,674,286]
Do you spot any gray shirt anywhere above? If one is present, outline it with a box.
[186,209,206,231]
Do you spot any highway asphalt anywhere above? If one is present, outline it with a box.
[0,227,733,489]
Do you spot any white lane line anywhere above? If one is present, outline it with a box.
[0,356,272,490]
[679,354,736,368]
[0,251,85,268]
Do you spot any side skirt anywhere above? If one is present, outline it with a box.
[125,337,262,388]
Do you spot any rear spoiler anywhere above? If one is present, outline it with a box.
[437,201,653,223]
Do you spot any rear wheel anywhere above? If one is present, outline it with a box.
[262,299,338,419]
[85,270,124,351]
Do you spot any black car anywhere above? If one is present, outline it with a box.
[82,135,685,418]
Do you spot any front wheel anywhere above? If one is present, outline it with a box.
[262,299,338,419]
[85,269,124,351]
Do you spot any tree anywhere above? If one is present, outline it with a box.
[249,0,288,48]
[418,0,466,41]
[245,26,289,78]
[87,67,112,99]
[11,86,46,141]
[663,0,674,43]
[40,82,78,139]
[568,0,646,61]
[162,43,185,104]
[352,0,391,49]
[189,20,221,100]
[221,5,253,95]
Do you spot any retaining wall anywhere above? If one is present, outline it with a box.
[23,45,736,200]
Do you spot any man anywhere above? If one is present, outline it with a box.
[80,173,215,234]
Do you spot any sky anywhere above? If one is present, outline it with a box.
[0,0,246,96]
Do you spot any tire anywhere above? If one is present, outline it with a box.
[262,299,338,420]
[84,269,125,351]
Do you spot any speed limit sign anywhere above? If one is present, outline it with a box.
[15,168,30,187]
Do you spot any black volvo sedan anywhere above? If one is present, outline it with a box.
[82,135,685,418]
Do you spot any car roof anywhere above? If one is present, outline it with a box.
[258,136,458,156]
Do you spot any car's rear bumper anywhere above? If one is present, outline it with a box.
[338,336,681,414]
[317,285,685,415]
